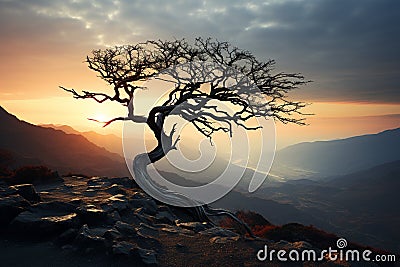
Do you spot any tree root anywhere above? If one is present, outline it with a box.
[133,153,255,238]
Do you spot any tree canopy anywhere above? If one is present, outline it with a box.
[61,38,309,143]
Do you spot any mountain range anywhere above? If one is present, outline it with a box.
[40,124,124,157]
[1,105,399,252]
[0,107,128,177]
[274,128,400,178]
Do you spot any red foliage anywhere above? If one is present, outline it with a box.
[252,224,277,237]
[219,210,275,237]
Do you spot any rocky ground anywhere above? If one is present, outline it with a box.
[0,176,390,266]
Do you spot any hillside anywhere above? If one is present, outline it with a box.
[274,128,400,177]
[0,175,390,266]
[0,107,128,177]
[255,160,400,252]
[40,124,124,156]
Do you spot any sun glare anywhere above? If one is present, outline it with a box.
[92,113,107,122]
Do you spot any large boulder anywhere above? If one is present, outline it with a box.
[112,241,158,266]
[136,223,159,240]
[10,210,79,237]
[73,224,106,250]
[9,184,41,203]
[112,240,138,256]
[0,194,30,226]
[33,200,76,213]
[137,247,158,265]
[76,204,107,225]
[155,206,177,224]
[129,198,158,215]
[114,221,137,237]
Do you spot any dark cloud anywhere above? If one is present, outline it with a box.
[0,0,399,103]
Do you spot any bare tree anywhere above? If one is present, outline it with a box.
[61,38,310,236]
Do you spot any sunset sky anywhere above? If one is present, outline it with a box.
[0,0,399,149]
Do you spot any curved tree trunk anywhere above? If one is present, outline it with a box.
[132,106,255,237]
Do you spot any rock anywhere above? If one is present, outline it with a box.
[61,244,75,251]
[130,191,147,199]
[0,195,30,225]
[105,184,126,195]
[209,236,240,244]
[74,224,106,249]
[87,227,109,236]
[104,210,121,224]
[9,201,80,235]
[292,241,314,250]
[10,184,41,203]
[10,211,79,236]
[107,177,135,189]
[56,228,79,245]
[276,240,291,246]
[83,189,98,197]
[155,210,177,224]
[134,207,156,219]
[129,198,158,215]
[112,241,137,256]
[136,223,159,239]
[106,194,128,212]
[176,222,209,232]
[68,198,82,206]
[33,201,76,213]
[109,194,126,200]
[103,228,122,241]
[0,185,17,197]
[199,227,239,237]
[114,221,137,237]
[137,247,158,265]
[77,204,107,225]
[112,242,157,265]
[0,180,8,187]
[156,224,194,235]
[119,210,151,225]
[175,243,185,249]
[87,177,111,187]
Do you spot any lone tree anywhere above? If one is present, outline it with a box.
[61,38,309,235]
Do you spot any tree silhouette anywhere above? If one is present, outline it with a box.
[61,38,309,236]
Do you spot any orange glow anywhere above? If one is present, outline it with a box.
[0,43,399,148]
[0,96,399,150]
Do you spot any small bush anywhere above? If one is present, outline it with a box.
[0,149,13,178]
[0,166,12,177]
[252,224,278,236]
[219,210,274,236]
[6,165,61,185]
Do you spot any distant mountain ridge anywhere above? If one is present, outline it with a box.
[40,124,124,156]
[0,106,128,176]
[275,127,400,177]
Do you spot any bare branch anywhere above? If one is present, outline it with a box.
[61,37,310,139]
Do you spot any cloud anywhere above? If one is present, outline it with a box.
[0,0,399,103]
